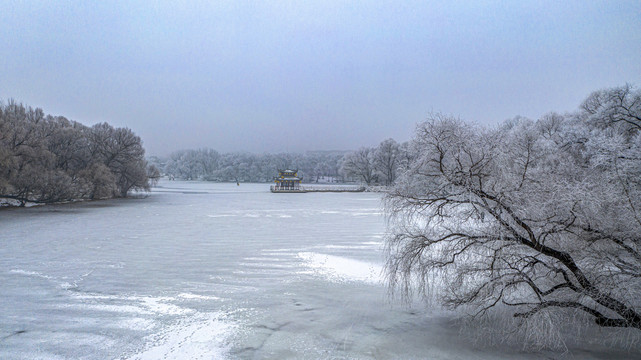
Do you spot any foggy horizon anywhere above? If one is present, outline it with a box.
[2,1,640,157]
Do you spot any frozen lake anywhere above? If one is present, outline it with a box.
[0,181,636,359]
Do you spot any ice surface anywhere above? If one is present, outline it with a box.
[0,181,637,359]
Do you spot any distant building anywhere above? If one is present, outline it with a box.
[272,169,303,192]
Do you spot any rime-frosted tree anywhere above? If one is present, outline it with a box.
[385,86,641,343]
[340,147,377,185]
[373,138,401,186]
[90,123,149,197]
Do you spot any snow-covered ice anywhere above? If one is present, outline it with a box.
[0,181,637,359]
[126,312,236,360]
[297,251,383,285]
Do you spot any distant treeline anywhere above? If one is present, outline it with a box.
[0,101,158,206]
[150,150,346,183]
[151,139,413,185]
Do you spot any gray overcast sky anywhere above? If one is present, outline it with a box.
[1,1,640,156]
